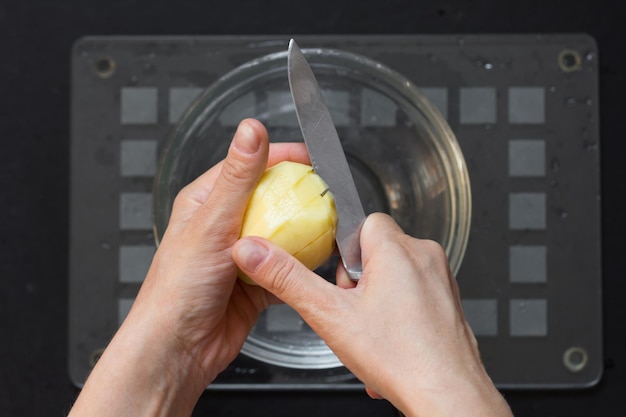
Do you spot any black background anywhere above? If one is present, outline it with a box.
[1,0,625,416]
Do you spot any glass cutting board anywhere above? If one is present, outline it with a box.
[69,34,601,390]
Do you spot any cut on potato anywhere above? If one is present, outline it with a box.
[238,161,337,285]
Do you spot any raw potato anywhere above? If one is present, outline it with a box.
[238,161,338,285]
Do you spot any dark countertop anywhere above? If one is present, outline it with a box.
[1,1,625,416]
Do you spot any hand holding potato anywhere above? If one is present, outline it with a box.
[69,119,311,417]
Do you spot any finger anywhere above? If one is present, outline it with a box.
[169,141,309,228]
[335,212,403,288]
[361,212,405,241]
[232,237,343,321]
[267,142,310,167]
[189,119,269,235]
[335,262,357,289]
[359,212,406,264]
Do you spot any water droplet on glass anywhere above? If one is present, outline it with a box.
[585,52,595,61]
[585,98,593,106]
[559,210,569,219]
[549,85,557,93]
[484,62,494,70]
[234,367,258,375]
[565,97,577,106]
[550,158,560,172]
[143,63,157,76]
[583,140,598,151]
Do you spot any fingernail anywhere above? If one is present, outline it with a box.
[234,121,260,155]
[235,239,268,272]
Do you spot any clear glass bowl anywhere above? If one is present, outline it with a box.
[153,47,471,369]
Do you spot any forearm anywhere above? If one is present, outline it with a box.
[68,309,206,417]
[387,366,513,417]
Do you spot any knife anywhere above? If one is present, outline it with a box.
[287,39,366,281]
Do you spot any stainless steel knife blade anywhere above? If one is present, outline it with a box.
[287,39,366,280]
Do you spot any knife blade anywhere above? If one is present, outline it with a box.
[287,39,366,281]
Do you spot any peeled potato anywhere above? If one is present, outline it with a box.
[238,161,338,285]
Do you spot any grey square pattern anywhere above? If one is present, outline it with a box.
[361,88,397,126]
[508,87,545,124]
[219,92,256,127]
[510,299,548,337]
[509,192,546,230]
[419,87,448,120]
[119,192,153,230]
[510,246,547,283]
[169,87,203,124]
[506,87,549,336]
[120,87,158,124]
[267,91,300,127]
[323,89,351,127]
[462,299,498,336]
[509,140,545,177]
[459,87,497,124]
[120,140,157,177]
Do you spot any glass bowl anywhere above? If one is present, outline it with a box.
[153,47,471,369]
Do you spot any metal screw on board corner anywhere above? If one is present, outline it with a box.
[563,347,588,373]
[558,49,581,72]
[89,348,106,368]
[94,56,116,78]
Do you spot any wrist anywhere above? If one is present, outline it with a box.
[388,367,512,417]
[69,302,207,417]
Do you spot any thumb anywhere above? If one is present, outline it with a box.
[191,119,269,227]
[232,237,339,318]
